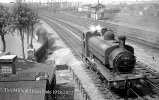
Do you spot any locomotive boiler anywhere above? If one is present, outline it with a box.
[82,28,145,90]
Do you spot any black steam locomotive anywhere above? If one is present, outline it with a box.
[82,28,145,90]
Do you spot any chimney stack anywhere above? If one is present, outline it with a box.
[118,36,126,48]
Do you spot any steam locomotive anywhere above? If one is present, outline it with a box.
[81,27,145,90]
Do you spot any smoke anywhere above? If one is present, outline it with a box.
[88,25,97,33]
[88,24,103,36]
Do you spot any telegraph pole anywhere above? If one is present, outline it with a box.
[95,0,100,20]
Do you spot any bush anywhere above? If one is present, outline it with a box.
[35,26,48,43]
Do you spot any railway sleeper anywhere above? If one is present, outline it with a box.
[98,86,107,92]
[143,72,153,76]
[146,78,159,82]
[135,67,146,70]
[137,62,159,75]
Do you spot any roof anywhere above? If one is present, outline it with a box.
[0,58,55,100]
[15,58,56,83]
[82,4,91,7]
[0,55,17,62]
[0,80,48,100]
[0,57,56,82]
[0,55,17,60]
[91,3,105,8]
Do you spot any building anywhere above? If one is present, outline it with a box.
[90,3,105,20]
[81,4,91,12]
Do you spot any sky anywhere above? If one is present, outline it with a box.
[0,0,154,4]
[1,0,99,3]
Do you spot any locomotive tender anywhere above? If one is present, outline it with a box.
[82,27,145,90]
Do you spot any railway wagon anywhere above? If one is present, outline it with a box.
[82,28,145,91]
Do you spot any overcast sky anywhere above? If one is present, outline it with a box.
[0,0,154,4]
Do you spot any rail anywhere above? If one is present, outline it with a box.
[41,12,159,49]
[146,80,159,93]
[130,88,144,100]
[41,14,159,100]
[41,16,91,100]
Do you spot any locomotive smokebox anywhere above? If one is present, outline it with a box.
[118,36,126,48]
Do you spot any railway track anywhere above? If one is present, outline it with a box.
[41,16,118,100]
[40,15,159,100]
[40,12,159,49]
[136,62,159,97]
[40,16,159,75]
[40,16,81,60]
[41,16,93,100]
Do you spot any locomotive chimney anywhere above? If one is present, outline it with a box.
[118,36,126,48]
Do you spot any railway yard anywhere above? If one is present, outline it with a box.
[40,12,159,100]
[1,6,159,100]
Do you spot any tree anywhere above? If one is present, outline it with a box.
[0,5,12,52]
[25,7,38,46]
[12,2,32,59]
[27,9,39,48]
